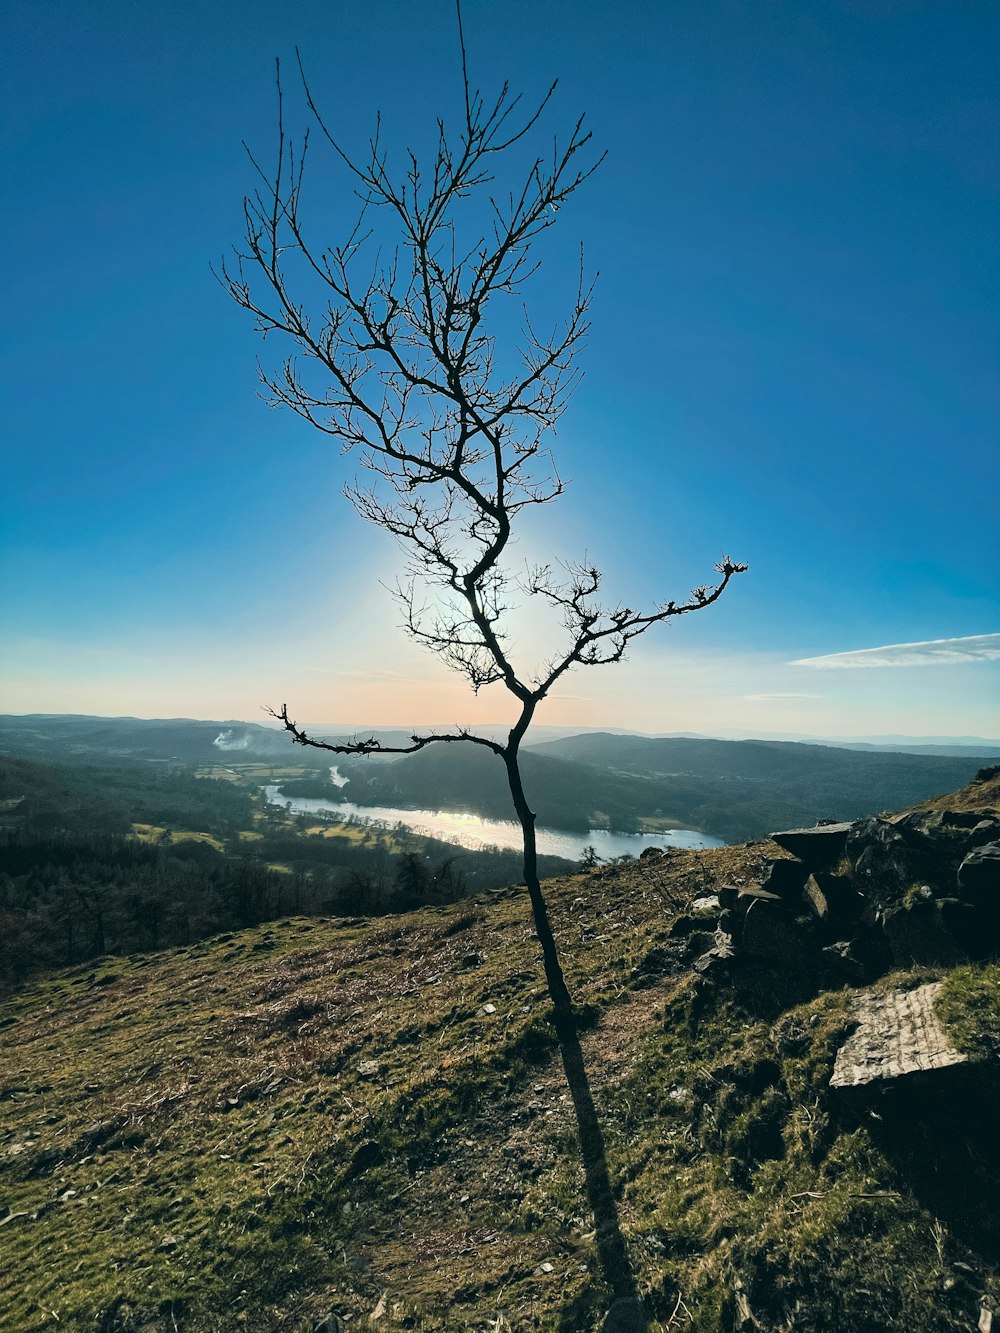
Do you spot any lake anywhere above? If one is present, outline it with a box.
[263,782,724,860]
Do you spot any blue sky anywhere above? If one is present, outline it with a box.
[2,0,998,737]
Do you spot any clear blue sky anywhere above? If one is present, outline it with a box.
[3,0,998,738]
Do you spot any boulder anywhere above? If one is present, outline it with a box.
[958,842,1000,900]
[941,810,1000,834]
[739,899,811,966]
[821,936,891,984]
[881,897,967,968]
[760,858,809,901]
[771,822,852,867]
[849,815,958,918]
[938,897,1000,960]
[812,872,863,927]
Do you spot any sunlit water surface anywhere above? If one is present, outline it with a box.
[263,781,723,860]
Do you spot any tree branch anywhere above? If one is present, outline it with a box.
[266,704,504,757]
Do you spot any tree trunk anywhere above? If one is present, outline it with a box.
[504,747,646,1325]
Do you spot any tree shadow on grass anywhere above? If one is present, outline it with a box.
[553,1008,648,1332]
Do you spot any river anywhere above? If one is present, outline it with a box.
[263,780,723,860]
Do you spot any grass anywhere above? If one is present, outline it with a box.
[302,820,405,851]
[2,840,999,1330]
[131,824,225,851]
[195,764,316,783]
[937,962,1000,1060]
[637,815,698,834]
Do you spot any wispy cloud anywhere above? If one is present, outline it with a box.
[792,634,1000,669]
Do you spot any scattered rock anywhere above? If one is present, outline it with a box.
[156,1234,179,1252]
[312,1312,345,1332]
[693,930,736,976]
[691,894,719,912]
[718,884,781,910]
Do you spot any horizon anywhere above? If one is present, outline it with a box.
[3,1,998,736]
[3,710,999,752]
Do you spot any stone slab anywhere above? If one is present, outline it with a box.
[830,981,967,1090]
[771,822,853,866]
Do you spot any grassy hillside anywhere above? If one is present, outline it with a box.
[3,820,1000,1330]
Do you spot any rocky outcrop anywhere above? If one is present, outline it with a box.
[694,804,1000,982]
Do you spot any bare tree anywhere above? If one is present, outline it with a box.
[223,12,745,1323]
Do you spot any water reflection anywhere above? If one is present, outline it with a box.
[263,785,723,859]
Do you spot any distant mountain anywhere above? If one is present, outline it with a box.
[525,731,998,783]
[650,728,1000,750]
[814,741,1000,758]
[0,714,327,767]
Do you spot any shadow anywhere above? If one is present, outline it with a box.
[549,1006,648,1332]
[861,1064,1000,1263]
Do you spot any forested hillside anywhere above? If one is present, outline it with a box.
[0,756,573,991]
[332,734,986,841]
